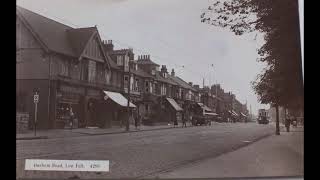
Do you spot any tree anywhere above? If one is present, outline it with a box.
[201,0,303,135]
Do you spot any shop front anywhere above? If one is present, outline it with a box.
[165,98,183,124]
[55,84,85,129]
[102,91,137,127]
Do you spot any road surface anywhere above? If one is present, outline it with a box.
[16,122,274,179]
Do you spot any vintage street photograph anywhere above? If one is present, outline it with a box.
[16,0,304,179]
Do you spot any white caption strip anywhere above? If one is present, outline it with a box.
[25,159,109,172]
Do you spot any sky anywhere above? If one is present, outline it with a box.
[17,0,275,115]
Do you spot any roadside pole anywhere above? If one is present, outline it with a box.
[126,56,131,132]
[33,91,39,136]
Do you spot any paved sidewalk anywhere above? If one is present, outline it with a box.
[16,122,203,140]
[154,126,304,178]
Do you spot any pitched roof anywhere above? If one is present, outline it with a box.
[109,49,132,55]
[136,59,159,66]
[155,71,178,85]
[168,75,197,91]
[108,58,120,70]
[66,27,97,56]
[131,69,153,78]
[17,6,114,68]
[17,6,76,57]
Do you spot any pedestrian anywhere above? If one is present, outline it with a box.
[174,116,178,128]
[182,112,187,128]
[285,117,291,132]
[134,112,138,130]
[293,116,297,127]
[69,108,74,130]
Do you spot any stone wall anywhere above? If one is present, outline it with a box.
[16,112,29,133]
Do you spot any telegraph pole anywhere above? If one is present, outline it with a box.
[126,55,131,132]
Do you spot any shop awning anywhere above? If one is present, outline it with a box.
[197,103,212,112]
[232,110,239,116]
[241,112,247,117]
[103,91,136,108]
[166,98,183,111]
[205,112,218,116]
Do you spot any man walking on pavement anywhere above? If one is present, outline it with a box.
[285,116,291,132]
[182,111,187,128]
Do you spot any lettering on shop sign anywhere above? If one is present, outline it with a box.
[60,85,85,94]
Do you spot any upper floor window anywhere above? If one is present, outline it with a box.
[124,55,129,72]
[117,55,123,66]
[60,60,70,77]
[145,81,149,92]
[135,78,139,91]
[88,60,96,82]
[105,70,111,85]
[161,84,167,95]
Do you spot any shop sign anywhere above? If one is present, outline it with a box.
[60,85,85,94]
[87,89,101,97]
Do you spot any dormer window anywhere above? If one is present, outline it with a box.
[151,70,155,75]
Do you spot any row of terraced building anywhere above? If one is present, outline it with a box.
[16,6,248,130]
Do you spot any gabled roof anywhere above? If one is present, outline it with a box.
[108,58,120,70]
[17,6,76,57]
[66,27,97,56]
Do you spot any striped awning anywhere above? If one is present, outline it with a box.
[232,110,239,116]
[166,98,183,111]
[197,103,212,112]
[103,91,136,108]
[241,112,247,117]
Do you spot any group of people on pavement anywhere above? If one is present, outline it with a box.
[284,116,298,132]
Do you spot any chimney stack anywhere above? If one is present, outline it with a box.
[193,85,200,89]
[103,39,114,52]
[171,69,175,76]
[189,82,193,86]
